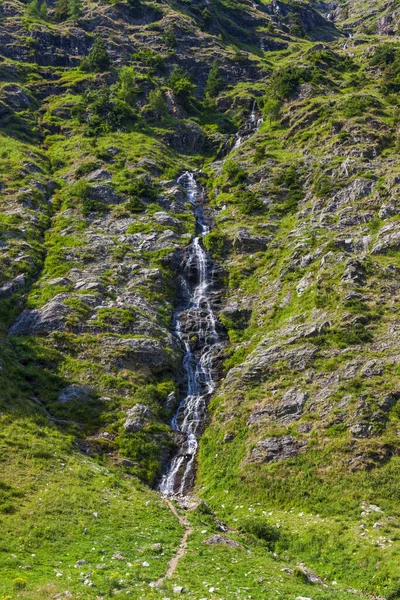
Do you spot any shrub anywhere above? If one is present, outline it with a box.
[222,159,247,187]
[146,89,168,119]
[262,97,281,124]
[270,66,311,99]
[167,67,196,106]
[237,190,264,215]
[116,66,138,105]
[131,49,164,70]
[75,161,100,178]
[163,26,176,49]
[203,231,228,259]
[239,518,281,550]
[342,94,381,118]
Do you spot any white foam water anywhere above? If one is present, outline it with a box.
[159,172,222,497]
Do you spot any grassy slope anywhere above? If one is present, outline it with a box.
[194,35,400,600]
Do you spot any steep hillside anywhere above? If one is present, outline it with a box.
[1,0,400,597]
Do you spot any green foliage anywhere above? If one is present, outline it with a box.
[167,67,196,107]
[237,190,264,214]
[26,0,48,19]
[342,94,381,118]
[222,159,247,187]
[200,7,212,30]
[118,426,172,485]
[239,518,282,551]
[116,66,138,105]
[146,89,168,119]
[54,0,69,22]
[314,175,334,197]
[206,62,223,98]
[163,26,176,49]
[73,87,136,135]
[80,36,110,73]
[203,230,228,259]
[289,13,305,38]
[75,161,100,178]
[371,43,400,94]
[270,66,311,99]
[262,97,281,124]
[131,49,164,70]
[126,0,142,16]
[273,165,304,213]
[68,0,82,21]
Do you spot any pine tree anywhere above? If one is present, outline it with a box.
[162,26,176,49]
[81,36,110,73]
[39,1,48,19]
[205,62,223,98]
[26,0,40,17]
[68,0,83,21]
[147,89,167,119]
[54,0,69,22]
[117,66,137,105]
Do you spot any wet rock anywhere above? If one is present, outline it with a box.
[204,534,241,548]
[249,436,307,463]
[164,391,179,410]
[123,403,154,433]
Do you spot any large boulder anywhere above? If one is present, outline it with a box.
[124,403,154,433]
[249,436,307,463]
[248,389,308,425]
[232,228,269,253]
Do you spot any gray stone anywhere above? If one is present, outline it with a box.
[233,228,269,253]
[248,389,308,425]
[86,169,112,182]
[249,436,307,463]
[0,274,25,298]
[104,337,173,373]
[58,385,92,404]
[89,185,124,205]
[124,403,154,433]
[204,534,241,548]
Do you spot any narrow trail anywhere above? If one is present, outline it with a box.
[149,498,192,588]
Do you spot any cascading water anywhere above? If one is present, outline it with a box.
[159,172,223,497]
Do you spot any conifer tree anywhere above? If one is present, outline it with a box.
[205,62,223,98]
[68,0,83,21]
[54,0,69,22]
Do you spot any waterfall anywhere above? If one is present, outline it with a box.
[159,172,222,497]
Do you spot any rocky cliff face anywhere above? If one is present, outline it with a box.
[2,0,400,597]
